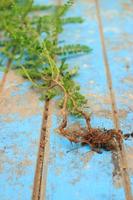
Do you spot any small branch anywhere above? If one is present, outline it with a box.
[21,66,45,89]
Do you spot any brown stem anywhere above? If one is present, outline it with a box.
[52,78,91,129]
[78,109,91,130]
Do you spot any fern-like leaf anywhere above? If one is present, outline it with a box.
[54,44,92,56]
[62,17,84,24]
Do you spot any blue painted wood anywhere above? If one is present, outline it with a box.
[99,0,133,194]
[45,0,133,200]
[0,0,133,199]
[0,72,43,200]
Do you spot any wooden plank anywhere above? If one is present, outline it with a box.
[0,71,43,200]
[0,0,133,199]
[45,0,133,199]
[95,0,132,199]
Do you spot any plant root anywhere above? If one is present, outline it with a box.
[58,113,124,153]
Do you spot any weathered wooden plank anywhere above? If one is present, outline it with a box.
[99,0,133,196]
[0,71,43,200]
[45,0,133,199]
[0,0,133,199]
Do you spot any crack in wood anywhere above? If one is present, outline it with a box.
[32,99,51,200]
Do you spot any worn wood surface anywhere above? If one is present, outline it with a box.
[0,0,133,200]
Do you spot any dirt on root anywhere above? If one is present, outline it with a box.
[58,114,124,154]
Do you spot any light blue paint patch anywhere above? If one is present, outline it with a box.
[0,52,42,200]
[34,0,54,5]
[0,114,42,200]
[46,0,133,199]
[91,115,114,130]
[10,81,32,96]
[0,113,20,122]
[0,57,8,69]
[1,0,133,199]
[130,176,133,196]
[0,71,3,79]
[100,0,133,130]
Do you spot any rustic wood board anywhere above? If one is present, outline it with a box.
[0,0,133,200]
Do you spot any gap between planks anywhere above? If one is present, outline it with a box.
[32,1,61,199]
[95,0,132,199]
[40,101,53,200]
[32,100,52,200]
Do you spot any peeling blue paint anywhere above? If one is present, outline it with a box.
[0,0,133,200]
[46,0,133,199]
[10,82,32,96]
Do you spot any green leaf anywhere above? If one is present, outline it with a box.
[54,44,92,56]
[69,66,79,76]
[61,17,84,24]
[31,5,53,11]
